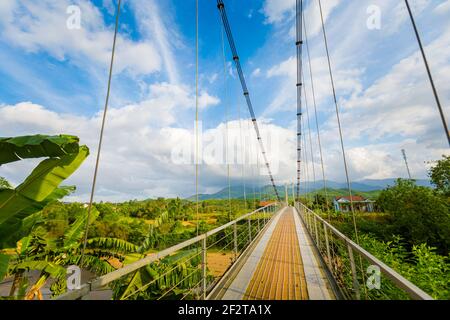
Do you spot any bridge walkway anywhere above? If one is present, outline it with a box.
[219,207,335,300]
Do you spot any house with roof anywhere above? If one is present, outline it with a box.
[333,195,375,213]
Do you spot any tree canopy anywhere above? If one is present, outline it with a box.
[429,155,450,197]
[377,179,450,255]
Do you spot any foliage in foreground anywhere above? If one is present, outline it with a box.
[0,135,89,282]
[358,234,450,300]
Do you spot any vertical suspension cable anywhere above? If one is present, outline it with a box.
[195,0,200,237]
[318,0,359,240]
[238,92,247,211]
[302,71,316,202]
[221,20,232,221]
[404,0,449,146]
[249,119,257,209]
[302,71,316,201]
[295,0,304,201]
[81,0,121,264]
[302,115,310,203]
[257,151,262,203]
[303,7,330,213]
[318,0,368,298]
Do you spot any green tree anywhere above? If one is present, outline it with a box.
[0,177,12,190]
[429,155,450,197]
[377,179,450,254]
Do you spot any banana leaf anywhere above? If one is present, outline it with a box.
[0,146,89,225]
[86,237,139,254]
[0,187,77,249]
[63,207,99,248]
[0,135,80,166]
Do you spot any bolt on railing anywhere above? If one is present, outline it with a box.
[295,202,433,300]
[55,203,281,300]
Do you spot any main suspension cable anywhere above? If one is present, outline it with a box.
[217,0,281,202]
[404,0,449,146]
[81,0,121,264]
[295,0,304,201]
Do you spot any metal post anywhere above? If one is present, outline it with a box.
[202,236,207,300]
[324,224,331,268]
[314,215,319,246]
[257,214,261,232]
[306,210,310,230]
[347,243,361,300]
[248,218,252,243]
[202,235,207,300]
[233,223,238,260]
[308,212,313,232]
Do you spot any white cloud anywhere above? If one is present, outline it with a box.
[262,0,342,40]
[267,56,296,78]
[258,0,450,186]
[251,68,262,77]
[303,0,342,38]
[199,92,220,109]
[434,0,450,14]
[131,0,181,83]
[208,73,219,84]
[0,0,161,77]
[261,0,296,24]
[102,0,115,15]
[0,83,220,201]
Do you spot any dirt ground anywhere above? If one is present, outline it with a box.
[207,251,234,278]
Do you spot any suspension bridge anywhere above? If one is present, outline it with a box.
[54,0,447,301]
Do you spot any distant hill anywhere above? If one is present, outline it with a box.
[187,178,432,201]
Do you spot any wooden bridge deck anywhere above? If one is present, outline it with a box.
[220,207,335,300]
[244,210,308,300]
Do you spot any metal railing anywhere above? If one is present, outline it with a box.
[56,203,281,300]
[295,202,433,300]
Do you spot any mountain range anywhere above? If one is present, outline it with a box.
[187,178,432,201]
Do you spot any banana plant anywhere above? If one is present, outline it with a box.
[6,207,140,299]
[115,248,204,300]
[0,135,89,282]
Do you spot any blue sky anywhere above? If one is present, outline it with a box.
[0,0,449,201]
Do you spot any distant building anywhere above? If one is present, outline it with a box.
[333,196,375,213]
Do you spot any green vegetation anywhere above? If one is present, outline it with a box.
[321,155,450,299]
[0,135,89,284]
[0,135,448,300]
[429,155,450,197]
[0,148,259,300]
[308,188,381,201]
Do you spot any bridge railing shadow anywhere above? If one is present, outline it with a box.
[295,202,433,300]
[55,203,282,300]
